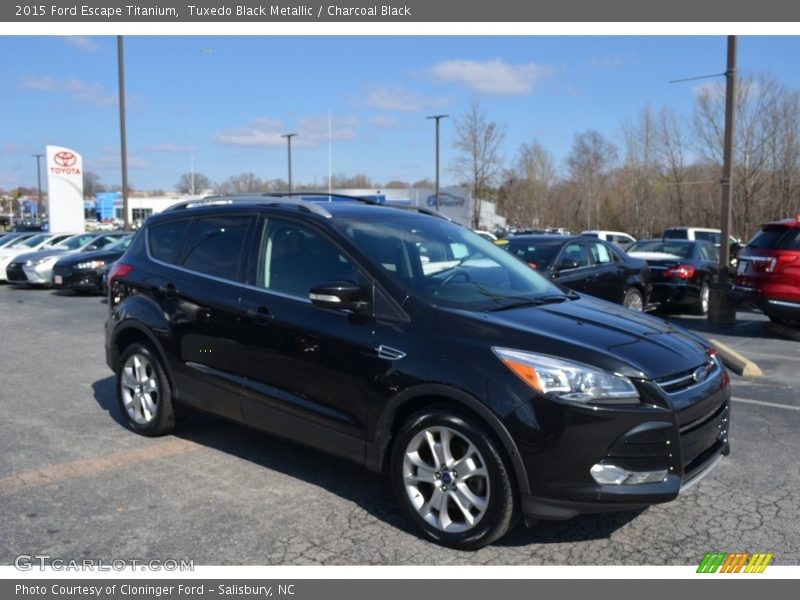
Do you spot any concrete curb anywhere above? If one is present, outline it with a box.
[765,321,800,342]
[708,338,763,377]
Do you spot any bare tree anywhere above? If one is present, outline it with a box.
[506,141,555,228]
[82,171,106,198]
[176,172,213,194]
[450,101,506,228]
[215,172,266,194]
[565,131,618,231]
[620,106,659,237]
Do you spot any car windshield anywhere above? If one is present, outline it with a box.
[503,239,562,269]
[15,234,50,248]
[0,235,29,248]
[628,241,694,259]
[106,235,133,251]
[333,216,562,311]
[55,234,100,250]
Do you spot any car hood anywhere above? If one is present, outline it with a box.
[57,248,126,266]
[12,248,76,262]
[437,295,711,380]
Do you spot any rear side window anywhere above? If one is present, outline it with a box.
[181,216,251,281]
[747,225,800,250]
[588,241,614,264]
[662,229,686,240]
[148,219,192,264]
[694,231,721,245]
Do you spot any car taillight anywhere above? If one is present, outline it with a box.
[663,264,696,279]
[108,262,132,285]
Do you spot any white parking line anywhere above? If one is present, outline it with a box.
[732,397,800,412]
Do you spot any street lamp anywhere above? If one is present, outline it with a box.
[281,133,297,193]
[426,114,448,211]
[31,154,43,218]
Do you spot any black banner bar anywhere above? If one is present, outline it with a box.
[4,0,800,22]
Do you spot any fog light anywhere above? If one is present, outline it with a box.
[590,463,668,485]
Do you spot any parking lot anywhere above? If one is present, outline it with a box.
[1,283,799,566]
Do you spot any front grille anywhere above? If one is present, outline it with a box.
[679,399,729,480]
[6,263,27,282]
[603,423,673,472]
[655,359,720,395]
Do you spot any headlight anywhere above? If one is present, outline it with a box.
[492,347,639,404]
[75,260,105,270]
[26,256,57,267]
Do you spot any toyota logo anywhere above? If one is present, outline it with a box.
[53,151,77,167]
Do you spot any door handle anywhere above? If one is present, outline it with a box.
[158,282,178,299]
[245,306,271,325]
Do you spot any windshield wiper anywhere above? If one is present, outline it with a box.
[483,291,579,312]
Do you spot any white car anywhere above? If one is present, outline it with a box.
[0,232,76,281]
[661,227,740,247]
[580,230,636,249]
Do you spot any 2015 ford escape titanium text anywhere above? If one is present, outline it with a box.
[104,194,730,550]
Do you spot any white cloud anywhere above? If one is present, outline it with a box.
[367,115,401,129]
[589,55,624,69]
[215,115,358,148]
[145,143,191,154]
[20,76,116,107]
[361,87,449,113]
[426,59,554,95]
[91,149,150,170]
[62,36,99,51]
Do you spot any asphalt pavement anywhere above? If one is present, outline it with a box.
[1,285,798,565]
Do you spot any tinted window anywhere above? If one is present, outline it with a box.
[505,240,561,269]
[182,216,251,281]
[148,219,192,264]
[747,225,800,250]
[260,219,358,298]
[695,231,721,245]
[588,241,613,264]
[560,242,591,268]
[662,229,687,240]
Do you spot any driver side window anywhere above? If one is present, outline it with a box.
[259,219,358,299]
[561,242,591,268]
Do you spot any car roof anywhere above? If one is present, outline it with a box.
[760,216,800,228]
[149,193,452,225]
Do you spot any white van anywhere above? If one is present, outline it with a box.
[580,230,636,249]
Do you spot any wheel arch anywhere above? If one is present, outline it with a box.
[367,384,531,496]
[110,321,178,399]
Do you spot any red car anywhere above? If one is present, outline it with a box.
[733,216,800,325]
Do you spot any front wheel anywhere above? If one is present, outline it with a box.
[117,342,175,436]
[390,407,517,550]
[622,287,644,311]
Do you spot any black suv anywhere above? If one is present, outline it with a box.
[105,194,730,549]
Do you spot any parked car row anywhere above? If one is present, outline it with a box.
[0,231,133,293]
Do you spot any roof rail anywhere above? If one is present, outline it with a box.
[164,194,334,218]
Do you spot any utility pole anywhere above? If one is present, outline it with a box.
[281,133,297,193]
[708,35,737,324]
[427,114,448,211]
[117,35,130,230]
[31,154,43,218]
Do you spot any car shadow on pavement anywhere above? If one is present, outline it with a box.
[657,308,788,341]
[92,374,641,548]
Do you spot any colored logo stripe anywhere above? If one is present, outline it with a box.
[697,552,773,573]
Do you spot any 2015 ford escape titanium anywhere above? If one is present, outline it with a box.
[105,194,730,550]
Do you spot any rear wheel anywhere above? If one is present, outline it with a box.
[117,342,175,436]
[622,287,644,311]
[390,407,517,550]
[693,282,711,315]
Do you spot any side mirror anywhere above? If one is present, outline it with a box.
[309,280,368,312]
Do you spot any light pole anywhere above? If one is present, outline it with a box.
[281,133,297,193]
[117,35,130,230]
[426,114,448,211]
[31,154,43,218]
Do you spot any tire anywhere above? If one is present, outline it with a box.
[622,287,644,311]
[390,407,517,550]
[692,281,711,315]
[116,342,175,436]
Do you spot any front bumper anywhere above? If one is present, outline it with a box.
[52,265,103,292]
[19,263,56,285]
[496,360,730,523]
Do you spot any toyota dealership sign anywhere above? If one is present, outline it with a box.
[46,145,85,232]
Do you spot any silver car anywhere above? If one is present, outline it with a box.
[6,232,127,286]
[0,233,77,282]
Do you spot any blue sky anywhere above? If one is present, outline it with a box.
[3,35,800,192]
